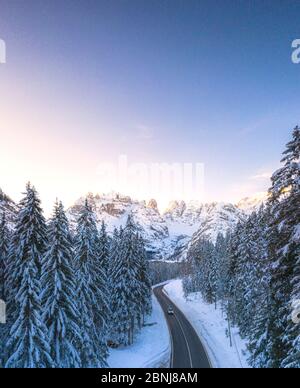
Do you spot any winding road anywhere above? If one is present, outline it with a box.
[153,285,212,369]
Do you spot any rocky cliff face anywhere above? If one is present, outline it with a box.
[67,193,264,261]
[163,201,246,261]
[66,193,170,259]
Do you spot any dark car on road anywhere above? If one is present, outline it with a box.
[168,306,174,315]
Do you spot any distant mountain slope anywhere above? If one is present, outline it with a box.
[164,201,245,242]
[67,193,265,261]
[164,201,246,261]
[66,193,170,260]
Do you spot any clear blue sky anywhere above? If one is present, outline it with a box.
[0,0,300,211]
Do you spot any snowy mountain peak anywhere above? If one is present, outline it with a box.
[67,193,169,259]
[67,193,249,261]
[164,200,187,219]
[147,199,159,212]
[1,187,266,262]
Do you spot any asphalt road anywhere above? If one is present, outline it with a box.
[153,285,212,369]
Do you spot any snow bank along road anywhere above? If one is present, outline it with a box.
[153,285,212,369]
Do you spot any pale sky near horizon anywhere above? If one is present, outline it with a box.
[1,0,300,215]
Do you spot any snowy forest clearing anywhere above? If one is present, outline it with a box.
[164,280,250,368]
[109,295,170,368]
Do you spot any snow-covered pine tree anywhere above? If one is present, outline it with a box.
[98,221,111,291]
[247,205,271,368]
[188,237,215,302]
[110,216,141,346]
[109,226,119,259]
[74,200,109,367]
[235,214,261,338]
[107,227,121,343]
[226,221,244,325]
[216,231,231,310]
[97,221,112,336]
[183,236,210,297]
[266,127,300,368]
[41,201,81,368]
[5,183,54,368]
[234,212,268,340]
[99,221,110,269]
[183,238,203,296]
[211,233,226,308]
[215,230,234,326]
[136,235,152,326]
[200,239,215,304]
[182,240,201,296]
[108,227,121,290]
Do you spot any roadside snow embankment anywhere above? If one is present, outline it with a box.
[164,280,250,368]
[108,295,170,368]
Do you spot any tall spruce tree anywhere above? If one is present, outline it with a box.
[199,239,215,304]
[41,201,81,368]
[75,200,109,367]
[211,233,226,308]
[107,227,121,343]
[108,227,120,279]
[247,205,271,368]
[226,221,244,325]
[110,216,141,346]
[136,235,152,326]
[236,214,260,337]
[98,221,110,277]
[5,184,53,368]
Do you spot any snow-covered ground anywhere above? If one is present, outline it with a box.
[108,295,170,368]
[164,280,250,368]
